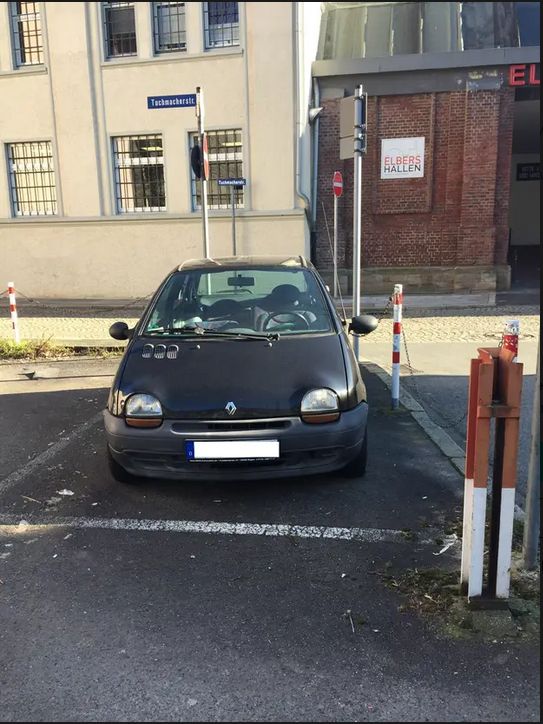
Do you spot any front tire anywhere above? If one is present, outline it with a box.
[107,446,141,484]
[341,429,367,478]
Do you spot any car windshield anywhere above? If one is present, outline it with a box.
[143,266,334,337]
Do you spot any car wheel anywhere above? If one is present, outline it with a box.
[341,429,367,478]
[107,446,141,484]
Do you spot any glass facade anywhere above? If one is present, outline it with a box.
[318,1,540,60]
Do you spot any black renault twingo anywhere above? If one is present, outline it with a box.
[104,256,377,482]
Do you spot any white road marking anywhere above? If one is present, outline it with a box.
[0,513,442,545]
[0,412,102,495]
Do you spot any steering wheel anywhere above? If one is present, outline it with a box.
[261,311,310,331]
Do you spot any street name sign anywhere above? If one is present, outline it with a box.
[218,178,246,186]
[147,94,197,109]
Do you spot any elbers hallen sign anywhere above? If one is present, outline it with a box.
[508,63,540,86]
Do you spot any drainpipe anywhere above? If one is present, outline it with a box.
[311,76,321,235]
[293,3,311,237]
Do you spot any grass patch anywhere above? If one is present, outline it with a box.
[0,338,123,360]
[377,559,539,642]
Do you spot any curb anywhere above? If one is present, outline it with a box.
[362,359,526,520]
[362,361,465,479]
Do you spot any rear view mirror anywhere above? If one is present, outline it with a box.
[109,321,131,341]
[227,275,255,287]
[348,314,378,335]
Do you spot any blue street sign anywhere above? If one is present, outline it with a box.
[218,178,246,186]
[147,94,196,109]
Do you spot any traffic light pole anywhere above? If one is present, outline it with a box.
[352,85,366,360]
[196,86,210,259]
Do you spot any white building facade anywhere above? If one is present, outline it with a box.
[0,2,321,298]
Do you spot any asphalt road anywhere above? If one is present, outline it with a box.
[0,358,539,722]
[362,341,538,506]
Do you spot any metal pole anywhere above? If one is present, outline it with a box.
[333,193,338,298]
[352,84,365,359]
[196,86,210,259]
[231,185,237,256]
[523,337,540,569]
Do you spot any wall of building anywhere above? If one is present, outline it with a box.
[315,87,515,291]
[0,2,315,298]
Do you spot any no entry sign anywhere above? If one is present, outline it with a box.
[333,171,343,197]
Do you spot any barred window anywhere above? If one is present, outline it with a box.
[103,1,137,58]
[7,141,57,217]
[203,2,239,49]
[190,129,243,210]
[9,2,44,67]
[153,2,186,53]
[113,135,166,213]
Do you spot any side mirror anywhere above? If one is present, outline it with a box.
[109,321,131,341]
[348,314,378,335]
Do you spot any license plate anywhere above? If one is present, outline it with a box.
[185,440,280,461]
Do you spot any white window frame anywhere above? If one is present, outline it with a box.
[203,2,240,50]
[6,140,57,217]
[9,1,44,68]
[189,129,244,211]
[112,135,167,214]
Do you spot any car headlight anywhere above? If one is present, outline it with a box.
[124,393,163,428]
[301,388,340,424]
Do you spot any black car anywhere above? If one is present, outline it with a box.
[104,256,377,482]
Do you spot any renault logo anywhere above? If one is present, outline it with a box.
[225,401,237,416]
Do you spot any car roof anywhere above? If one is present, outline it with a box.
[176,255,311,272]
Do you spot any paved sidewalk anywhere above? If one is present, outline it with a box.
[0,301,539,346]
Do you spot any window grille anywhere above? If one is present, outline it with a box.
[103,1,137,58]
[7,141,57,216]
[153,2,186,53]
[190,129,243,210]
[9,1,44,67]
[112,135,166,213]
[203,2,239,49]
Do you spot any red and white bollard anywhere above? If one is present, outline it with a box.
[391,284,403,409]
[502,319,519,362]
[8,282,20,344]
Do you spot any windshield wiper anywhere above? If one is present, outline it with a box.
[145,325,279,341]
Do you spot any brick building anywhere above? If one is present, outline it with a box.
[312,2,540,294]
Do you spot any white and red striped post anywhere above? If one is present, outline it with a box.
[7,282,20,344]
[494,319,521,599]
[391,284,403,409]
[502,319,519,362]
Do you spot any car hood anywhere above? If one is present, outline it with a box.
[115,334,349,419]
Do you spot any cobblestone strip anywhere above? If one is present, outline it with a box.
[0,306,539,344]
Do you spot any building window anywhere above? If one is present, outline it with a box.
[7,141,57,217]
[153,2,186,53]
[515,2,540,47]
[203,2,239,49]
[112,135,166,213]
[103,2,137,58]
[9,2,44,67]
[190,129,243,210]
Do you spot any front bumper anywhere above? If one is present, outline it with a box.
[104,403,368,480]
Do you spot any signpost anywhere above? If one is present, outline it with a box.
[195,86,210,259]
[332,171,343,297]
[352,85,367,360]
[146,89,210,259]
[218,178,246,256]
